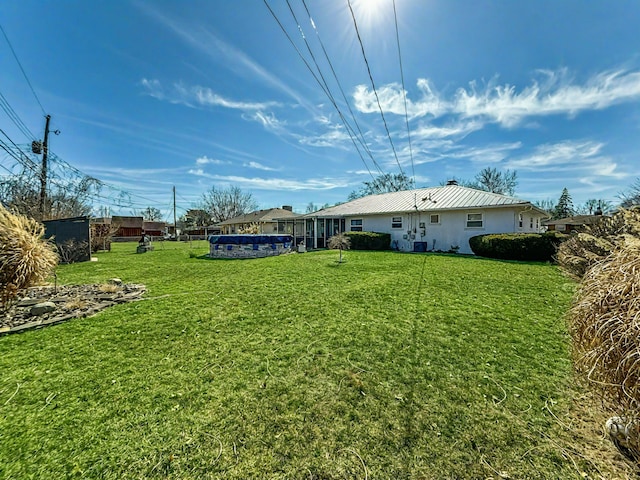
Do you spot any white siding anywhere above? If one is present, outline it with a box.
[348,207,546,254]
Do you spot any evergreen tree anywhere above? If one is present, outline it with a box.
[553,188,575,219]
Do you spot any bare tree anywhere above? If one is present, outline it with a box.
[199,186,258,223]
[620,178,640,208]
[473,167,518,196]
[0,170,99,220]
[348,173,414,201]
[576,199,613,215]
[133,206,163,221]
[535,199,556,215]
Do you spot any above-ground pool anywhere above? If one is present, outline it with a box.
[208,234,293,258]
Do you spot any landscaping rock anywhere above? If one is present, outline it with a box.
[0,283,146,335]
[109,278,123,285]
[30,302,56,316]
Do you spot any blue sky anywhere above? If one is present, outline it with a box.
[1,1,639,220]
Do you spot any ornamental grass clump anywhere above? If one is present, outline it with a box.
[557,207,640,280]
[0,205,58,306]
[327,233,350,263]
[569,239,640,460]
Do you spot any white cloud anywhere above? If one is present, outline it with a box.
[245,111,285,130]
[448,142,523,163]
[189,86,280,111]
[141,79,279,112]
[187,170,347,190]
[298,127,351,148]
[244,161,278,171]
[139,78,164,100]
[412,120,482,140]
[507,140,602,169]
[353,69,640,128]
[353,79,448,119]
[506,140,627,180]
[136,3,322,117]
[195,156,226,165]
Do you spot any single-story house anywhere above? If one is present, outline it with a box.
[218,206,302,235]
[298,183,549,254]
[542,214,607,233]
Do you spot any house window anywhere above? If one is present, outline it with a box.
[466,213,483,228]
[429,214,440,224]
[529,217,533,229]
[391,216,403,229]
[350,219,363,232]
[518,213,523,228]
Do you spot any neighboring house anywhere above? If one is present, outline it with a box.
[142,221,167,237]
[96,216,167,239]
[543,214,607,233]
[218,206,301,235]
[111,216,143,238]
[299,183,548,254]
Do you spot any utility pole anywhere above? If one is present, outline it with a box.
[39,114,51,218]
[173,186,177,238]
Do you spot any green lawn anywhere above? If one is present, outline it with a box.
[0,241,619,478]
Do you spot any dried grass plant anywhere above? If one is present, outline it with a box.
[0,204,58,306]
[557,207,640,280]
[569,239,640,460]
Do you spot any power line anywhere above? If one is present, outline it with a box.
[346,0,406,181]
[0,91,37,140]
[299,0,387,178]
[393,0,415,185]
[0,22,46,115]
[264,0,381,182]
[284,0,382,180]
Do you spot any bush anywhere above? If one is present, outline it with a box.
[557,208,640,280]
[0,205,58,306]
[344,232,391,250]
[468,232,567,262]
[57,239,90,264]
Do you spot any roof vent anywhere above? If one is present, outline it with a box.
[282,205,293,211]
[446,179,458,186]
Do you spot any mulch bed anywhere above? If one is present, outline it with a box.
[0,283,146,335]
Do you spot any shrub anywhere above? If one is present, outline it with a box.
[557,208,640,280]
[344,232,391,251]
[468,232,566,262]
[90,222,117,253]
[57,239,90,264]
[0,205,58,306]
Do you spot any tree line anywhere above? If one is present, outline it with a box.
[2,161,639,225]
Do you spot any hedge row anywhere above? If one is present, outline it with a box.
[469,232,567,262]
[344,231,391,250]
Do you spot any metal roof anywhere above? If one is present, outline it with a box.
[542,214,607,226]
[218,208,301,225]
[304,185,546,217]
